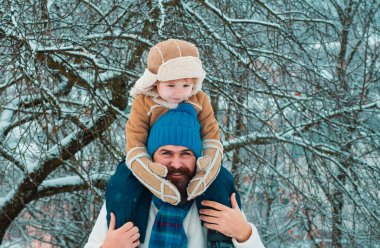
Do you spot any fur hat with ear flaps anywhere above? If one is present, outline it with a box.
[130,39,206,98]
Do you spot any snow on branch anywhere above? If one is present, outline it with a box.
[81,0,111,27]
[223,132,275,151]
[285,17,336,26]
[157,0,166,36]
[223,130,342,157]
[49,53,138,87]
[0,98,19,140]
[85,32,154,46]
[202,0,281,29]
[253,0,284,21]
[247,48,335,81]
[180,1,249,66]
[281,100,380,138]
[0,145,24,171]
[34,45,78,52]
[223,127,372,170]
[35,173,110,199]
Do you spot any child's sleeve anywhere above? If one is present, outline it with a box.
[125,95,150,153]
[196,91,221,140]
[187,91,224,200]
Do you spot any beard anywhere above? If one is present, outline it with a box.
[165,165,195,205]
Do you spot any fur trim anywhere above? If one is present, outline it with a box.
[150,98,179,110]
[130,69,157,97]
[146,96,204,117]
[157,56,205,82]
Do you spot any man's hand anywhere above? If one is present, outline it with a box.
[199,193,252,243]
[102,213,140,248]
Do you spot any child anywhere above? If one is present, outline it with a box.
[126,38,224,205]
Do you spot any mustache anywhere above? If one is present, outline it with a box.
[166,165,193,176]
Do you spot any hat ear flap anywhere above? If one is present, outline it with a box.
[130,69,158,97]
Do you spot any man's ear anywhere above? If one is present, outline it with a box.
[152,152,156,161]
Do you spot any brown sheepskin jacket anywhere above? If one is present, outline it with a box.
[125,91,220,154]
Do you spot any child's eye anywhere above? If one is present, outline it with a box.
[166,84,175,88]
[183,84,191,88]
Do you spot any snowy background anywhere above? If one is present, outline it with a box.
[0,0,379,247]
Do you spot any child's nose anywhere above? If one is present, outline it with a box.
[173,89,182,96]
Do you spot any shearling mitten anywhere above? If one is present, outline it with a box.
[126,147,181,205]
[187,139,224,200]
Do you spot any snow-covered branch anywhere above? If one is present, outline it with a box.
[35,173,110,199]
[180,1,249,66]
[202,0,281,29]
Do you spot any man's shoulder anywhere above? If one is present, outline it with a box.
[106,158,145,195]
[217,166,235,183]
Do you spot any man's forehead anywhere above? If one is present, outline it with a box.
[156,145,193,153]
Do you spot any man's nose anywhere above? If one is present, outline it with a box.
[170,156,182,169]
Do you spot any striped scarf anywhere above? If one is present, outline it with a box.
[149,196,193,248]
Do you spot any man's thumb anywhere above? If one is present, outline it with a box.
[231,193,240,209]
[108,212,116,231]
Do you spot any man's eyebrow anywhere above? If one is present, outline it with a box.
[158,149,172,153]
[181,149,193,153]
[158,149,193,153]
[181,149,195,155]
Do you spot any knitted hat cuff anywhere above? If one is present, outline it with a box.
[148,125,202,159]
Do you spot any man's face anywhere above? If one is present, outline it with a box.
[153,145,196,201]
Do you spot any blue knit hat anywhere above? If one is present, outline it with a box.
[147,103,202,158]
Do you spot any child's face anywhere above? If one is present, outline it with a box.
[156,78,194,104]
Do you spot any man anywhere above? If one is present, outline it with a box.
[85,103,265,248]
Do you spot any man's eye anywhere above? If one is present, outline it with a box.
[160,152,172,156]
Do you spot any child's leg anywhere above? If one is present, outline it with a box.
[126,147,181,205]
[187,139,224,200]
